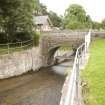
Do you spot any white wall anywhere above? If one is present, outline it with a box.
[41,25,52,31]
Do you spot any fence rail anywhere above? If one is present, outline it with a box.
[60,30,91,105]
[0,39,34,55]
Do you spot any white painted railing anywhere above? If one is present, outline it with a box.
[60,30,91,105]
[85,30,91,52]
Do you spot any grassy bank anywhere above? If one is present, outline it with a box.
[82,39,105,105]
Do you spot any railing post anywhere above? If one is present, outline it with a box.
[80,47,83,65]
[21,42,22,48]
[76,56,80,104]
[8,43,9,54]
[82,46,85,65]
[32,39,34,47]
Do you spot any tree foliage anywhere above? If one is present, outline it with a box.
[34,0,41,15]
[0,0,36,43]
[101,19,105,29]
[65,4,86,23]
[92,21,101,30]
[34,0,48,16]
[48,11,62,27]
[40,3,48,15]
[64,4,92,29]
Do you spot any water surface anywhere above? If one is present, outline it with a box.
[0,61,73,105]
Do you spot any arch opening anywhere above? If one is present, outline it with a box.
[47,45,75,65]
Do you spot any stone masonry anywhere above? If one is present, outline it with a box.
[40,33,85,66]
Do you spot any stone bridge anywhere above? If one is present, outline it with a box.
[1,31,105,79]
[0,31,87,79]
[40,32,86,66]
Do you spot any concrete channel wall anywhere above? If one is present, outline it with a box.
[0,47,43,79]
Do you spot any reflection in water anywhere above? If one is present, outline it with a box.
[0,60,73,105]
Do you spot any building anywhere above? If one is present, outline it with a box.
[34,15,53,32]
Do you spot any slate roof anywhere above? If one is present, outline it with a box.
[34,16,53,26]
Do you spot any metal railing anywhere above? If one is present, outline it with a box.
[60,30,91,105]
[0,39,34,55]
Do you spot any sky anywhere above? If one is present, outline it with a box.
[40,0,105,22]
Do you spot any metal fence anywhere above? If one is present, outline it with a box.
[0,39,34,55]
[60,30,91,105]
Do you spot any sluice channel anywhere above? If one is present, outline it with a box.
[0,60,73,105]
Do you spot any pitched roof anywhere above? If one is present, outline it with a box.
[34,15,53,26]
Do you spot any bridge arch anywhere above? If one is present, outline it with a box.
[40,32,85,66]
[47,46,60,65]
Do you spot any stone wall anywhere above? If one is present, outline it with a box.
[0,47,43,79]
[40,33,85,66]
[92,31,105,39]
[45,30,105,39]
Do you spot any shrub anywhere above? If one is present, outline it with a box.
[65,22,84,30]
[0,33,8,44]
[14,32,32,42]
[0,32,33,44]
[33,31,40,46]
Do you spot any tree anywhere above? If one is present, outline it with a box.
[101,19,105,29]
[34,2,48,16]
[40,3,48,15]
[65,4,86,22]
[48,11,62,27]
[0,0,36,42]
[34,0,42,15]
[64,4,91,29]
[92,21,101,30]
[85,15,92,28]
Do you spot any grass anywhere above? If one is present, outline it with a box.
[59,46,72,51]
[81,39,105,105]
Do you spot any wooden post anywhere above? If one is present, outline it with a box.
[21,42,22,49]
[8,43,9,54]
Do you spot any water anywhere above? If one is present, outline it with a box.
[0,60,73,105]
[51,61,73,75]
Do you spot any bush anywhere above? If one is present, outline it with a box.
[0,33,8,44]
[14,32,32,42]
[0,32,33,44]
[33,31,40,46]
[65,22,84,30]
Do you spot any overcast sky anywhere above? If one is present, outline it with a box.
[40,0,105,22]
